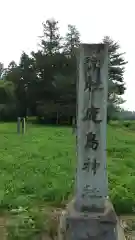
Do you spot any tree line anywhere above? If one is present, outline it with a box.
[0,19,127,124]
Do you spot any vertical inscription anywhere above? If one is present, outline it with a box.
[83,51,103,153]
[84,53,102,91]
[80,46,107,206]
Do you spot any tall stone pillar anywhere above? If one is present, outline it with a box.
[58,44,125,240]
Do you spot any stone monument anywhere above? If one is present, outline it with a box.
[58,43,125,240]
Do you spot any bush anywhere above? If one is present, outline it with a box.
[123,121,131,128]
[0,104,17,121]
[110,185,135,214]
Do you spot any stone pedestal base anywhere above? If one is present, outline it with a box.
[58,199,125,240]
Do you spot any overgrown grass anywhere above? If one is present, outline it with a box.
[107,123,135,213]
[0,122,135,238]
[0,122,135,213]
[0,123,76,210]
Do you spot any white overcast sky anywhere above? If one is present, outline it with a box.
[0,0,134,110]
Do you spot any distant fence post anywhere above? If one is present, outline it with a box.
[22,118,26,134]
[17,117,21,134]
[72,117,76,134]
[17,117,26,134]
[17,79,28,135]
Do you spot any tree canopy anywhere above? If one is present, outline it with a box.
[0,19,127,123]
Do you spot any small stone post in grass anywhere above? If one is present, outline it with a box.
[17,80,28,134]
[17,117,26,134]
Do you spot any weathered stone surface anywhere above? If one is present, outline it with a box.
[75,43,108,212]
[58,200,125,240]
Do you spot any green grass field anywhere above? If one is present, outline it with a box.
[0,122,135,216]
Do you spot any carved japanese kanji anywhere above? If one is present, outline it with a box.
[85,132,99,150]
[82,161,91,172]
[83,106,102,123]
[82,184,100,198]
[91,158,100,175]
[82,158,100,175]
[84,55,102,91]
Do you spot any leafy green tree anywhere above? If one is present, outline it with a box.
[0,22,128,124]
[0,62,4,80]
[63,24,80,56]
[40,19,62,55]
[61,24,80,120]
[0,61,17,104]
[16,52,38,116]
[0,80,15,103]
[4,61,20,84]
[103,36,127,121]
[4,54,37,117]
[31,19,64,119]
